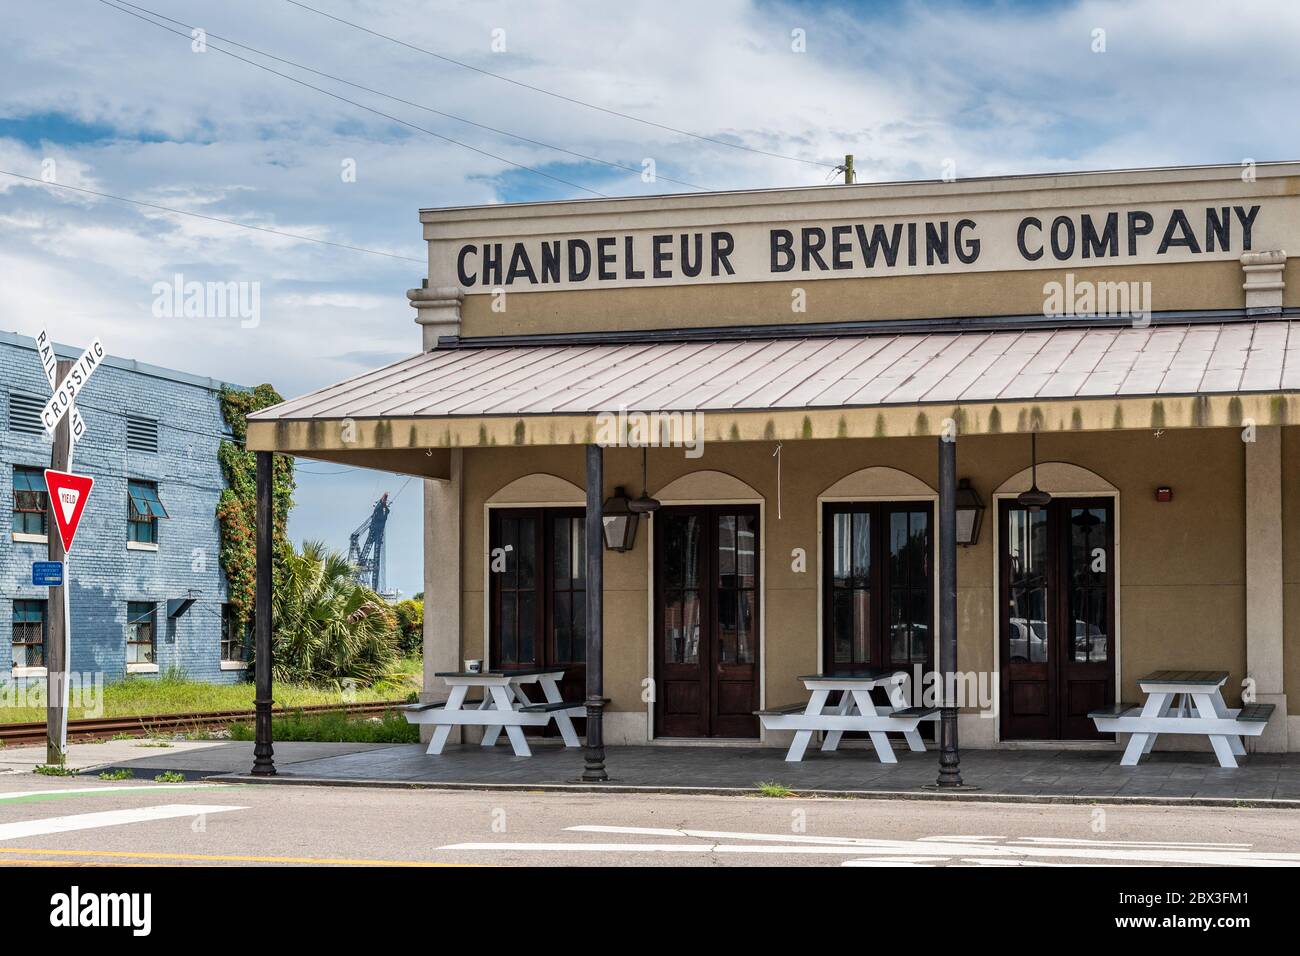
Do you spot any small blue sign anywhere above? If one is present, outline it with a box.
[32,561,63,587]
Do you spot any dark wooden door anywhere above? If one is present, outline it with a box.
[999,498,1114,740]
[489,508,586,727]
[654,506,759,738]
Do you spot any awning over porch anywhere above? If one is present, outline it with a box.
[246,319,1300,462]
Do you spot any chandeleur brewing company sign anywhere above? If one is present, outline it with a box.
[44,469,94,553]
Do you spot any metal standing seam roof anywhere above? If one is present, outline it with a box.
[250,321,1300,422]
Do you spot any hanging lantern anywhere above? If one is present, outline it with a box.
[955,478,985,546]
[1016,432,1052,511]
[629,447,661,514]
[601,486,640,552]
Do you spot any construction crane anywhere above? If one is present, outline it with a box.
[348,493,390,595]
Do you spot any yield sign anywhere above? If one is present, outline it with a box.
[44,469,94,553]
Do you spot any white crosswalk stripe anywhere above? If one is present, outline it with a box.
[0,804,245,841]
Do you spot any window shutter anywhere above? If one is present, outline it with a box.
[126,416,159,453]
[7,393,44,436]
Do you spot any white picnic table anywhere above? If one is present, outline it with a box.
[757,669,937,764]
[402,668,583,757]
[1090,670,1275,768]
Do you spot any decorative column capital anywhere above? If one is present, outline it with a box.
[408,283,464,350]
[1241,250,1286,315]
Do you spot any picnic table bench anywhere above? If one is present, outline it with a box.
[1089,670,1275,768]
[402,667,583,757]
[757,669,938,764]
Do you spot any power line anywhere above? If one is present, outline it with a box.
[0,169,423,264]
[110,0,709,191]
[282,0,838,171]
[94,0,608,198]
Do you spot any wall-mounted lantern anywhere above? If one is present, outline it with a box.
[601,486,640,552]
[955,478,985,547]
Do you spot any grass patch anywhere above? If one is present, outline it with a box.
[228,708,418,744]
[134,740,173,748]
[0,666,420,724]
[33,764,77,776]
[755,781,795,798]
[99,768,134,781]
[153,771,185,783]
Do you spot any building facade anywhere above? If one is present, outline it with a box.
[2,331,249,689]
[248,163,1300,756]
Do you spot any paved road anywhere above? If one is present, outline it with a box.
[0,775,1297,866]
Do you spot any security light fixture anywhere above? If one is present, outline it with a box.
[601,486,640,552]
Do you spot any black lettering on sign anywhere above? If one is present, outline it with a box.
[1234,205,1260,250]
[624,235,645,280]
[856,223,903,267]
[907,222,917,267]
[711,232,735,276]
[457,245,478,286]
[801,227,828,271]
[567,239,591,282]
[1157,208,1200,254]
[831,225,853,270]
[954,219,979,264]
[925,221,948,266]
[1126,211,1153,256]
[1081,213,1118,258]
[653,234,673,278]
[505,243,536,284]
[681,233,703,277]
[770,229,795,273]
[597,237,617,280]
[1205,208,1230,252]
[482,243,502,286]
[540,241,560,283]
[1050,215,1075,260]
[1017,217,1043,261]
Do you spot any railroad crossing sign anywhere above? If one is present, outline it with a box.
[35,329,102,444]
[44,469,94,553]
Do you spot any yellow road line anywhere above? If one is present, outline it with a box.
[0,847,472,866]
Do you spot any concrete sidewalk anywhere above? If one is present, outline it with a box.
[0,739,392,779]
[207,741,1300,808]
[10,738,1300,806]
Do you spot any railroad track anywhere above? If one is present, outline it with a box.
[0,700,409,746]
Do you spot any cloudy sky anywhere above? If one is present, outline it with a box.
[3,0,1299,597]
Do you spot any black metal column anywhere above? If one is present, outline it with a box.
[582,444,608,781]
[936,435,963,787]
[252,450,276,776]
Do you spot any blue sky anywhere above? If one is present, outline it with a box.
[3,0,1300,597]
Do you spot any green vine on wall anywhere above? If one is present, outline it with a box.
[217,384,296,635]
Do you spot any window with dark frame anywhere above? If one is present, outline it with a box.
[126,601,156,664]
[12,466,48,537]
[12,599,47,668]
[127,480,168,544]
[220,604,249,663]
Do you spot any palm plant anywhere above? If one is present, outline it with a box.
[268,540,399,687]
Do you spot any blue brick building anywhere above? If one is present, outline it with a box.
[1,330,248,690]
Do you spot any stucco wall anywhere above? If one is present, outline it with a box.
[456,427,1249,738]
[460,260,1246,337]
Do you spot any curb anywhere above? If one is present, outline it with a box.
[204,773,1300,810]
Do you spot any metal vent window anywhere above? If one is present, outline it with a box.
[126,416,159,453]
[7,393,44,436]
